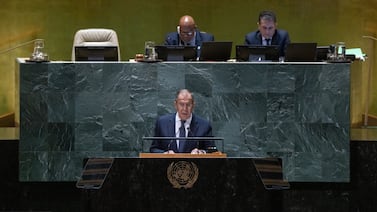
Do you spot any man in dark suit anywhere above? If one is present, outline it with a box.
[244,10,290,57]
[164,15,214,57]
[150,89,216,154]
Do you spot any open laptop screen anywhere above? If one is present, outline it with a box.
[75,46,118,61]
[284,43,317,62]
[199,41,232,61]
[316,46,330,61]
[155,45,197,61]
[236,45,280,62]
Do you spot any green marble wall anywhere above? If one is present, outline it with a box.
[0,0,376,126]
[18,61,350,182]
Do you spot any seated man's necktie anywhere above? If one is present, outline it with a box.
[265,39,271,46]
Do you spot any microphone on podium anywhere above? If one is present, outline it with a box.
[185,127,215,152]
[186,127,200,150]
[167,138,175,151]
[0,39,37,55]
[0,38,49,61]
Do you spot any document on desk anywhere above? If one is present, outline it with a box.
[346,48,366,61]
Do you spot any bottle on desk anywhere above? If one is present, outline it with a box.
[335,42,346,61]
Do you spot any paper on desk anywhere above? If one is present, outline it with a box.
[346,48,366,61]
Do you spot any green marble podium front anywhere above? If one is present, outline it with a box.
[16,60,350,182]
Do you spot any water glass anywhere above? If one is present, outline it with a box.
[336,42,346,60]
[145,41,157,60]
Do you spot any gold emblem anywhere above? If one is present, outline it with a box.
[167,161,199,189]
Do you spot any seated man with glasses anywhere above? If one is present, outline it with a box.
[164,15,214,47]
[150,89,216,154]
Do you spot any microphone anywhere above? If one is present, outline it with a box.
[362,35,377,41]
[187,127,200,149]
[167,139,174,151]
[0,39,37,55]
[0,38,48,61]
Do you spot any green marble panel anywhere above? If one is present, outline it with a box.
[18,61,350,182]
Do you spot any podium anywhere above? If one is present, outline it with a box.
[80,157,262,211]
[79,156,289,211]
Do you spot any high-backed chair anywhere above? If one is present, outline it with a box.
[72,28,120,61]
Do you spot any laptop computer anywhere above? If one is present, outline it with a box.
[236,45,280,62]
[199,41,232,61]
[316,46,330,61]
[75,46,118,61]
[155,45,197,61]
[284,43,317,62]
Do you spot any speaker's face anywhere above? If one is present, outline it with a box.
[174,91,194,121]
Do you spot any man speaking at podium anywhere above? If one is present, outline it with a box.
[150,89,216,154]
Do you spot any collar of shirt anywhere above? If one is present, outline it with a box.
[262,37,271,45]
[175,113,192,136]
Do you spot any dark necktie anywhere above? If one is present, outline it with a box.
[178,120,186,153]
[265,39,271,46]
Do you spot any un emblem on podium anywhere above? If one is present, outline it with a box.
[167,161,199,189]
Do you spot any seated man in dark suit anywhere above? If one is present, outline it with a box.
[164,15,214,56]
[150,89,216,154]
[244,10,290,57]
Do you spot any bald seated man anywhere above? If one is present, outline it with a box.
[150,89,217,154]
[164,15,214,47]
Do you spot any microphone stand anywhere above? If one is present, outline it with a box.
[167,139,175,152]
[0,38,48,61]
[0,39,38,55]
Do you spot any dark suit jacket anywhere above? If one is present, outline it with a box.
[150,113,215,153]
[244,29,290,56]
[164,30,214,46]
[164,30,214,58]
